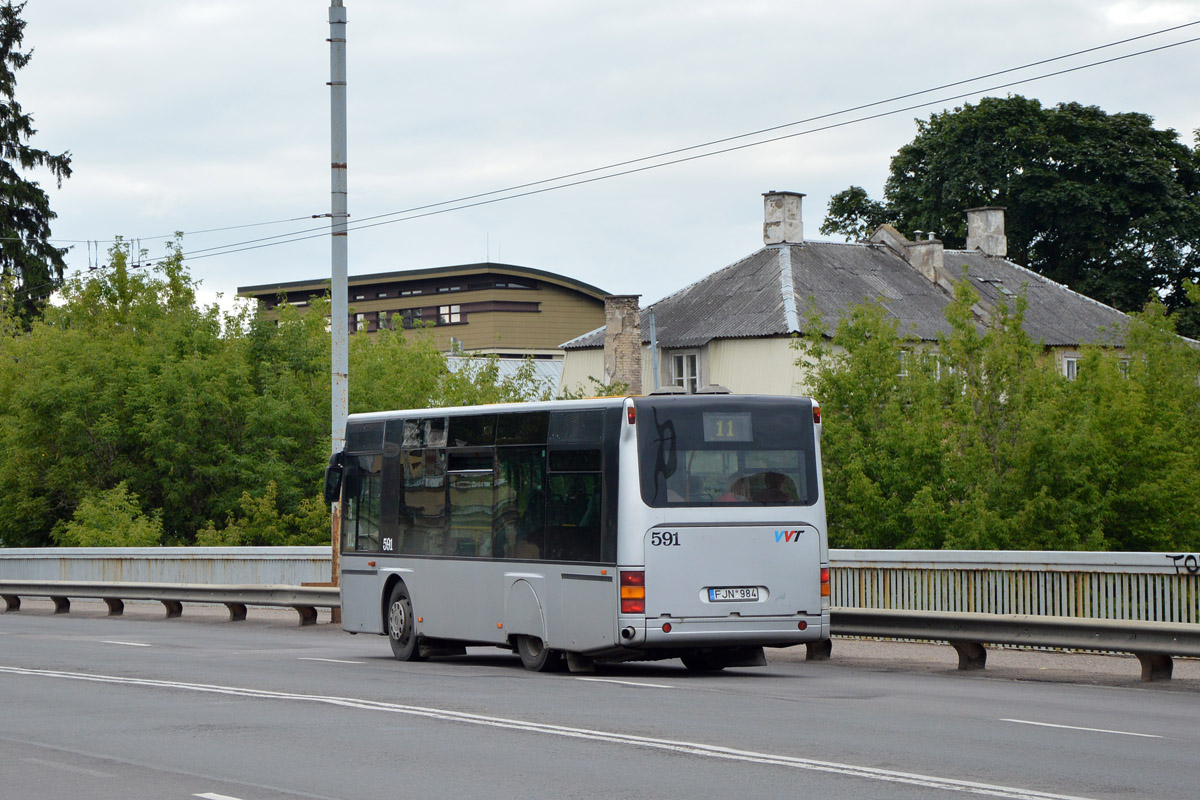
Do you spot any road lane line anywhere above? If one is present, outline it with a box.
[0,665,1098,800]
[101,641,152,647]
[22,756,116,778]
[1000,719,1163,739]
[194,793,245,800]
[298,657,365,665]
[575,677,673,689]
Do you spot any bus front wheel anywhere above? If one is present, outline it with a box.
[386,583,426,662]
[516,635,564,672]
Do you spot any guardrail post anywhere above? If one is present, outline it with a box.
[949,640,987,670]
[292,605,318,626]
[2,594,18,612]
[51,596,70,614]
[160,600,183,618]
[103,598,124,616]
[225,603,248,622]
[1135,653,1172,682]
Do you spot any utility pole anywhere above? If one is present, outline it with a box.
[328,1,348,603]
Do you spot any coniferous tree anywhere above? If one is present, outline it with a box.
[0,1,71,326]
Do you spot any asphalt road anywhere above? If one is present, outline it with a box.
[2,600,1198,800]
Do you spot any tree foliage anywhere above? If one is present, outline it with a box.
[0,1,72,327]
[0,245,546,547]
[820,96,1200,336]
[797,278,1200,551]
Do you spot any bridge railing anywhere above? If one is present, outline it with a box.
[2,547,1197,680]
[829,549,1200,624]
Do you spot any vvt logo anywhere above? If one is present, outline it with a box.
[775,530,803,543]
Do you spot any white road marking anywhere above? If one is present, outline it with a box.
[0,665,1099,800]
[194,793,245,800]
[101,641,152,647]
[1000,719,1163,739]
[297,657,365,665]
[22,756,115,778]
[575,677,673,689]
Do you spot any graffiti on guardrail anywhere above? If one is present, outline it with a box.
[1166,554,1199,575]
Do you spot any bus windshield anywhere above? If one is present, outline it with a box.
[636,396,819,507]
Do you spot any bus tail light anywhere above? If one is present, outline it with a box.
[627,405,637,425]
[620,570,645,614]
[813,404,822,425]
[820,567,830,597]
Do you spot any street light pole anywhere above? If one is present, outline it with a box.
[328,1,348,600]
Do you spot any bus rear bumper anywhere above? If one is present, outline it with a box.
[625,614,827,647]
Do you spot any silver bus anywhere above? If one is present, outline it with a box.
[325,393,829,672]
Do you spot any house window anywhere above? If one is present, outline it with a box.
[400,308,423,329]
[672,352,699,394]
[355,313,366,332]
[438,305,461,325]
[897,350,909,379]
[1063,356,1079,380]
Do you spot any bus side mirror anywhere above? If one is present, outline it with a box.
[324,452,345,504]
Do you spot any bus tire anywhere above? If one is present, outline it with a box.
[681,653,726,672]
[516,635,564,672]
[386,582,426,662]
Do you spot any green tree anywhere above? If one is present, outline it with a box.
[0,1,72,326]
[51,482,163,547]
[796,273,1200,552]
[821,96,1200,336]
[0,247,549,547]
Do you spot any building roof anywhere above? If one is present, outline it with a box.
[562,240,1129,350]
[238,261,609,302]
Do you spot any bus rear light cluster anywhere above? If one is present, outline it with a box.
[820,567,830,598]
[620,570,645,614]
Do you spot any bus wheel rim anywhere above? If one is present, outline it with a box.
[389,600,407,640]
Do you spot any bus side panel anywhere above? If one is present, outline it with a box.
[556,572,617,652]
[405,560,510,645]
[341,557,384,634]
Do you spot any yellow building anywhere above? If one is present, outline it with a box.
[239,262,608,361]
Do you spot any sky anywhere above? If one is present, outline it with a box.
[16,1,1200,314]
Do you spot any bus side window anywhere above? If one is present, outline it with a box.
[343,455,382,552]
[400,448,447,555]
[546,472,601,562]
[495,446,545,560]
[448,449,494,558]
[546,447,602,562]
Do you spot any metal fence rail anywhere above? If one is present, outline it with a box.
[0,580,339,626]
[2,547,1197,680]
[830,550,1200,624]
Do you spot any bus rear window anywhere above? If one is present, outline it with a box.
[636,397,819,507]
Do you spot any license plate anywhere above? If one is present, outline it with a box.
[709,586,759,602]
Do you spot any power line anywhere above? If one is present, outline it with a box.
[13,23,1200,302]
[49,17,1200,253]
[178,30,1200,262]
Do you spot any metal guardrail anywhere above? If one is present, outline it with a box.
[2,548,1197,680]
[825,607,1200,682]
[831,549,1200,624]
[0,580,340,626]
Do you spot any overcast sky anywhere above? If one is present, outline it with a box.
[17,1,1200,313]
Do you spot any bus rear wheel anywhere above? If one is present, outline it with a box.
[386,583,426,662]
[516,635,564,672]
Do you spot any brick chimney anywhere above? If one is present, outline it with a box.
[763,191,804,246]
[603,295,642,394]
[906,233,945,286]
[965,206,1007,257]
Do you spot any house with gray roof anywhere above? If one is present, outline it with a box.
[559,192,1129,396]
